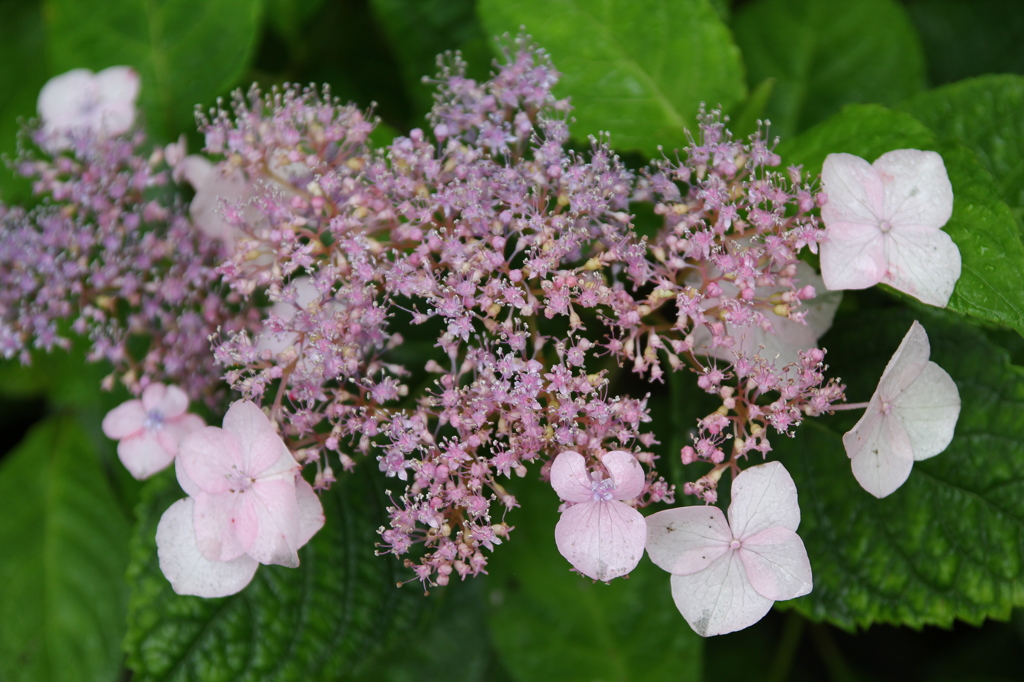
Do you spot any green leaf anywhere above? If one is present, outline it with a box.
[44,0,263,140]
[0,417,131,682]
[904,0,1024,86]
[733,0,926,140]
[477,0,746,156]
[485,476,703,682]
[0,0,48,203]
[898,74,1024,214]
[370,0,492,116]
[779,104,1024,337]
[776,307,1024,630]
[124,467,423,681]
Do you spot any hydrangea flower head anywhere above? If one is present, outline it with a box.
[646,462,812,637]
[819,149,960,307]
[101,383,205,480]
[843,321,960,498]
[551,450,647,581]
[36,66,140,150]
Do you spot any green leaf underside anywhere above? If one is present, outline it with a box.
[779,104,1024,337]
[733,0,925,140]
[44,0,263,140]
[898,74,1024,214]
[776,308,1024,630]
[477,0,746,157]
[0,417,131,682]
[123,467,423,682]
[485,476,703,682]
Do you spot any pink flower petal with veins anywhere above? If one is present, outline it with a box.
[554,499,646,581]
[645,462,812,637]
[157,498,258,598]
[820,150,959,307]
[843,321,960,498]
[602,450,646,500]
[645,505,732,575]
[550,450,594,503]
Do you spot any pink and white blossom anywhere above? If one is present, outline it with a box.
[646,462,812,637]
[819,149,960,307]
[37,67,140,151]
[101,383,204,480]
[551,450,647,581]
[843,321,960,498]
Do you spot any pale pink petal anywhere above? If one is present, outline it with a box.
[253,436,301,481]
[554,500,646,581]
[193,490,259,562]
[117,430,175,480]
[175,154,213,187]
[37,69,94,129]
[602,450,645,500]
[156,430,179,457]
[821,153,886,226]
[142,383,190,418]
[882,227,961,307]
[175,456,200,497]
[877,321,931,399]
[179,427,243,494]
[140,383,168,412]
[295,479,325,548]
[165,413,206,443]
[893,361,960,461]
[246,478,303,567]
[668,550,774,637]
[873,149,953,229]
[738,526,813,601]
[222,401,283,475]
[550,450,595,503]
[94,66,140,107]
[156,498,258,598]
[101,399,146,439]
[820,223,886,290]
[844,406,915,498]
[189,167,251,245]
[728,462,801,539]
[645,506,732,575]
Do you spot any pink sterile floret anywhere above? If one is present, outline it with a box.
[645,461,812,637]
[842,321,960,498]
[37,66,140,151]
[156,400,325,598]
[101,383,205,480]
[819,149,960,308]
[551,450,647,582]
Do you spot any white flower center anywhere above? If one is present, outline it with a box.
[143,409,165,430]
[591,476,616,501]
[878,219,893,233]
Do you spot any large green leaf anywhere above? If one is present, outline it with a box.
[44,0,263,140]
[477,0,746,157]
[777,307,1024,630]
[123,466,423,681]
[898,74,1024,215]
[904,0,1024,86]
[0,417,131,682]
[779,104,1024,337]
[0,0,48,203]
[733,0,925,140]
[485,476,703,682]
[370,0,492,117]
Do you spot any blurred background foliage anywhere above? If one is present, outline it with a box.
[2,0,1024,680]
